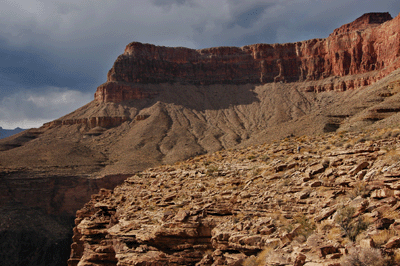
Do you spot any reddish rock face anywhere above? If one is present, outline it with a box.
[95,12,400,102]
[94,81,157,103]
[330,12,392,36]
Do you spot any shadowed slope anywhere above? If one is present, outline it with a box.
[2,70,400,176]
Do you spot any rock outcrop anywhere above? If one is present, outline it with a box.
[330,12,392,36]
[94,81,158,103]
[2,12,400,266]
[69,128,400,265]
[95,12,400,103]
[0,170,130,266]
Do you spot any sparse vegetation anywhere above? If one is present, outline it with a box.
[206,164,219,176]
[242,245,279,266]
[335,205,369,242]
[341,247,391,266]
[348,182,370,199]
[294,214,316,239]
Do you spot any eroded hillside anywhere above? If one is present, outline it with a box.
[69,128,400,265]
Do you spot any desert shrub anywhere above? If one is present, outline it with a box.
[335,205,369,242]
[243,255,258,266]
[318,220,334,232]
[261,155,270,162]
[341,247,391,266]
[242,245,279,266]
[294,214,316,239]
[247,155,257,160]
[335,205,355,233]
[348,182,370,199]
[203,160,212,166]
[348,218,369,242]
[206,164,219,176]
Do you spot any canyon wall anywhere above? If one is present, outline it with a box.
[0,171,130,266]
[95,12,400,103]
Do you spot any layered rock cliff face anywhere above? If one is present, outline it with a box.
[94,81,158,103]
[95,12,399,103]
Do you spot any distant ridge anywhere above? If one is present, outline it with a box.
[0,127,25,139]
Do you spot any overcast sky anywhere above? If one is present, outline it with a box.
[0,0,399,129]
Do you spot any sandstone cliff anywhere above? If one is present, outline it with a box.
[1,12,400,266]
[95,12,399,103]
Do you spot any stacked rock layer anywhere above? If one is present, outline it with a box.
[95,12,400,103]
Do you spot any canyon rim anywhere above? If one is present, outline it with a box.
[0,12,400,265]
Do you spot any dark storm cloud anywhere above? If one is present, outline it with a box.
[0,41,76,88]
[0,0,399,128]
[228,4,272,29]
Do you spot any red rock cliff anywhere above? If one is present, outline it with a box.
[95,12,400,102]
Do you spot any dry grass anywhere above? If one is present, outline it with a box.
[382,209,400,220]
[371,229,397,248]
[318,220,334,233]
[348,182,370,199]
[383,149,400,163]
[394,250,400,264]
[293,214,316,239]
[242,244,279,266]
[326,227,342,242]
[341,247,391,266]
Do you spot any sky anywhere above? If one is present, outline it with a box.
[0,0,399,129]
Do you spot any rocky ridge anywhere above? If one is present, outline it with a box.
[330,12,393,36]
[95,12,399,104]
[69,128,400,265]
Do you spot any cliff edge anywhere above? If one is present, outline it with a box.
[95,12,399,103]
